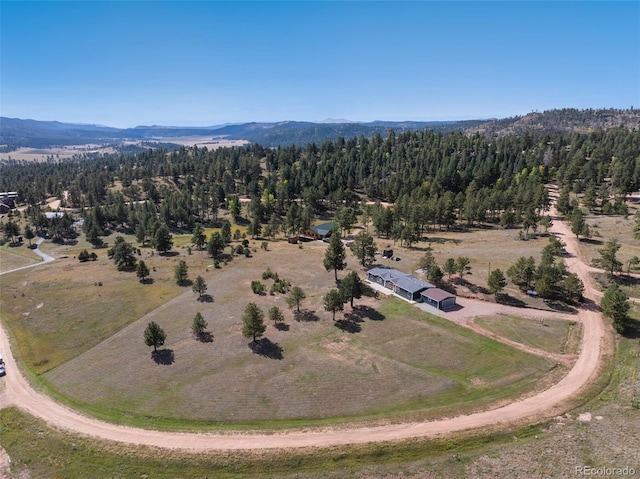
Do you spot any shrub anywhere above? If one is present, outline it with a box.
[270,278,290,294]
[251,280,265,295]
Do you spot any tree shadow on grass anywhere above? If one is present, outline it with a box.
[345,305,386,322]
[623,318,640,339]
[151,348,175,365]
[274,322,290,331]
[496,293,527,308]
[580,238,603,246]
[343,311,365,323]
[357,305,386,321]
[197,332,214,343]
[438,282,457,295]
[543,300,577,314]
[198,294,214,303]
[335,318,362,333]
[160,251,180,257]
[294,309,320,322]
[249,338,283,359]
[417,237,461,247]
[362,284,377,298]
[140,277,154,285]
[177,279,193,287]
[461,280,489,295]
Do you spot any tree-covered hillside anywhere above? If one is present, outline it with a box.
[2,124,639,249]
[468,108,640,138]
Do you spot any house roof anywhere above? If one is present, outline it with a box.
[310,222,333,236]
[393,275,433,294]
[368,267,433,293]
[368,267,405,281]
[421,288,456,302]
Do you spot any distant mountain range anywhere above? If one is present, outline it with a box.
[1,108,639,150]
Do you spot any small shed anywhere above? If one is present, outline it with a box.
[420,288,457,310]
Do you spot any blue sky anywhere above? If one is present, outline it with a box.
[1,1,639,127]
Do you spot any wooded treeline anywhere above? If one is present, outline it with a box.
[1,127,639,241]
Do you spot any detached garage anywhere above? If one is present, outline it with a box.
[421,288,457,310]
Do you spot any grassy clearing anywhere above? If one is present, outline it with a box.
[3,233,558,427]
[0,242,40,271]
[41,274,555,429]
[2,331,635,479]
[576,209,640,269]
[0,250,182,374]
[0,405,544,479]
[591,271,640,301]
[374,226,563,307]
[475,315,582,355]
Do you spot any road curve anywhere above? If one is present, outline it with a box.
[0,215,605,452]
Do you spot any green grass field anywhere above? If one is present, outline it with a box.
[2,331,636,479]
[475,315,581,355]
[0,241,41,272]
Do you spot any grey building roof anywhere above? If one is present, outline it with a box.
[368,267,405,282]
[368,267,433,293]
[392,275,433,294]
[421,288,456,302]
[311,222,333,236]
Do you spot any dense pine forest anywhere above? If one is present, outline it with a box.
[1,123,639,246]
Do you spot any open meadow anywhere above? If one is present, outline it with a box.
[0,137,248,163]
[1,329,637,479]
[475,315,582,356]
[0,229,568,428]
[0,242,40,271]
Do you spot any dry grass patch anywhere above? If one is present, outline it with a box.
[0,250,184,374]
[576,211,640,267]
[0,243,41,272]
[40,240,556,426]
[373,227,552,295]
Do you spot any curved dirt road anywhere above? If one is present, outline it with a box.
[0,214,605,452]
